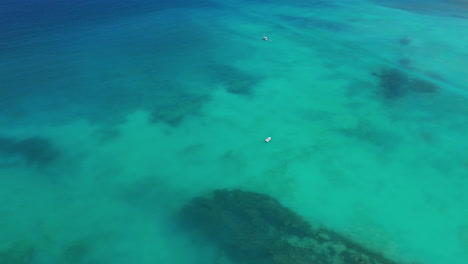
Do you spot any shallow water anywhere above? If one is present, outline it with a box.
[1,0,467,263]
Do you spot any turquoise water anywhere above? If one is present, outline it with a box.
[1,0,467,263]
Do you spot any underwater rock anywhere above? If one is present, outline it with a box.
[210,64,260,96]
[373,68,439,99]
[398,58,411,67]
[62,243,89,263]
[149,80,210,126]
[399,37,411,45]
[407,78,439,93]
[0,136,60,167]
[339,119,400,151]
[179,189,406,264]
[150,95,208,126]
[374,68,410,99]
[0,243,36,264]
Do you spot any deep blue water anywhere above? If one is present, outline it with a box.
[0,0,217,33]
[0,0,220,127]
[371,0,468,18]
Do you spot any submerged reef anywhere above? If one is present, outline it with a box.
[373,68,439,99]
[149,80,210,126]
[0,136,60,167]
[210,64,260,96]
[0,243,36,264]
[399,37,411,46]
[150,94,208,126]
[374,68,410,99]
[179,189,406,264]
[0,237,99,264]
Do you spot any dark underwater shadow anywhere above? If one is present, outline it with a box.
[0,136,61,168]
[179,189,410,264]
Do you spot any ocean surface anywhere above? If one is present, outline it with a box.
[1,0,467,263]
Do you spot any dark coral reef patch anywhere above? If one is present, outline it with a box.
[373,68,439,99]
[0,242,36,264]
[179,189,406,264]
[149,80,210,126]
[210,64,261,96]
[374,68,410,99]
[0,136,60,167]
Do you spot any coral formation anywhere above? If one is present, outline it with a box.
[179,189,405,264]
[399,37,411,45]
[407,78,439,93]
[0,243,36,264]
[149,80,210,126]
[0,136,60,167]
[398,58,411,67]
[150,95,207,126]
[210,64,260,96]
[374,68,410,99]
[373,68,439,99]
